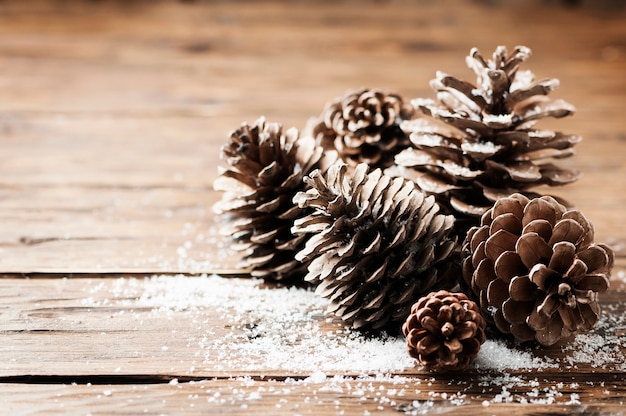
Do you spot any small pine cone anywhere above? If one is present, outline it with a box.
[310,88,415,170]
[396,45,580,233]
[213,117,335,282]
[402,290,486,371]
[461,193,614,345]
[292,162,457,330]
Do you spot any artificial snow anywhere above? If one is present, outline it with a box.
[86,274,626,374]
[474,339,557,371]
[461,140,502,155]
[80,273,626,409]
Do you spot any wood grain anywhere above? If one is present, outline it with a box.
[2,376,626,416]
[1,275,625,414]
[0,0,624,272]
[0,0,625,414]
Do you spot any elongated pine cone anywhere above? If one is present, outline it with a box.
[462,193,614,345]
[292,162,457,330]
[213,117,335,281]
[396,45,580,232]
[402,290,486,371]
[310,88,415,170]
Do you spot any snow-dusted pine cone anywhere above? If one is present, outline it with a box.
[396,45,580,234]
[310,88,415,170]
[213,117,335,282]
[462,193,613,345]
[292,162,457,330]
[403,290,486,371]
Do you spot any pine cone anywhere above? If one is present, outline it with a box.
[402,290,486,371]
[213,117,334,281]
[396,45,580,232]
[310,88,415,170]
[461,193,614,345]
[292,162,457,330]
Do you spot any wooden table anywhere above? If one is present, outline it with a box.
[1,0,625,414]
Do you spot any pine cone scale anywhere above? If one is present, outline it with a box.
[516,232,553,268]
[471,242,488,271]
[490,212,522,235]
[578,245,612,272]
[486,277,508,306]
[509,275,538,301]
[528,264,557,291]
[546,242,575,274]
[549,219,584,246]
[577,274,609,292]
[493,251,526,282]
[565,258,588,280]
[522,219,553,241]
[485,229,518,261]
[502,298,534,324]
[455,321,478,340]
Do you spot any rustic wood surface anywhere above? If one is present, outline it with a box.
[0,0,625,414]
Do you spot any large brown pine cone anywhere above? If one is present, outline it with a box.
[310,88,415,170]
[213,117,335,282]
[395,45,580,234]
[461,193,613,345]
[402,290,486,371]
[292,162,457,330]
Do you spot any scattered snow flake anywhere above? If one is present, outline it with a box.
[482,113,513,127]
[461,140,502,155]
[474,339,557,371]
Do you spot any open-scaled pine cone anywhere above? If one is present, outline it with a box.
[213,117,335,282]
[395,45,580,236]
[402,290,486,372]
[310,88,415,170]
[292,162,457,330]
[462,193,614,345]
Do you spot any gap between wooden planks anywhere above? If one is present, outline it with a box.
[1,374,625,415]
[0,274,625,415]
[0,277,626,415]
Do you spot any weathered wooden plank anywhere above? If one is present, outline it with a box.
[0,0,624,274]
[1,371,626,415]
[0,1,624,414]
[0,275,624,379]
[0,185,238,273]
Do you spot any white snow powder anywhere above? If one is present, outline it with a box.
[87,274,626,375]
[80,273,626,408]
[474,339,557,371]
